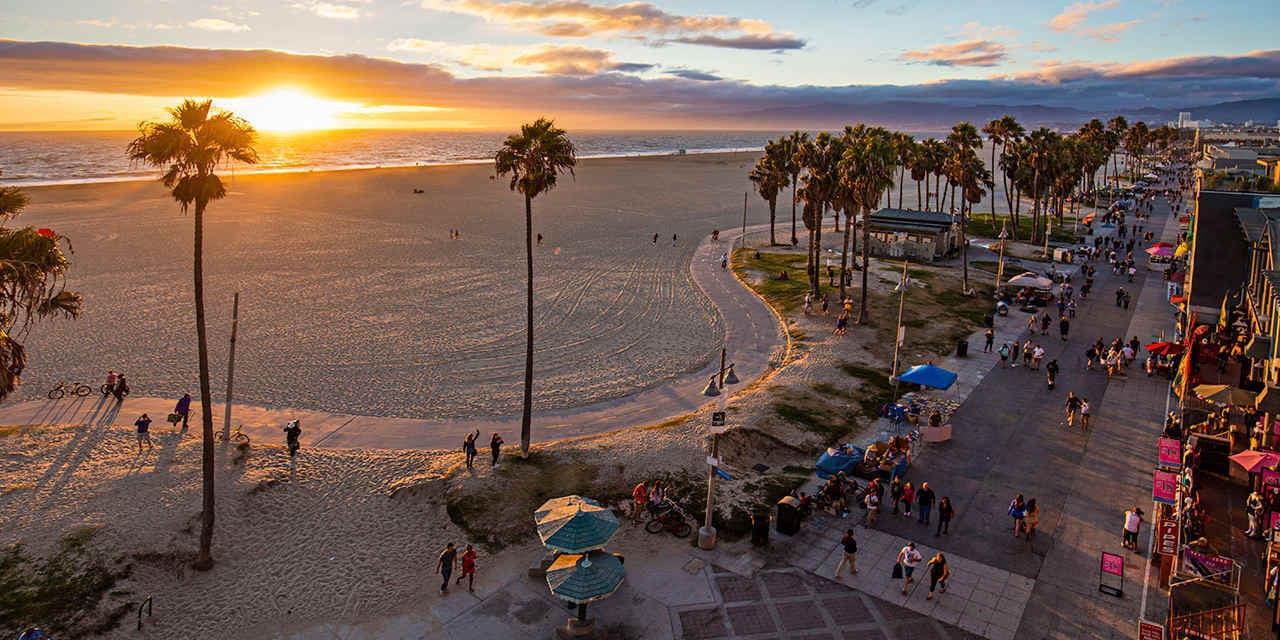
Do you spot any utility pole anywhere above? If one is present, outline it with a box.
[699,347,732,550]
[890,259,909,399]
[222,292,240,442]
[995,221,1009,293]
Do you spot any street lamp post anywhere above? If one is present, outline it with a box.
[995,221,1009,293]
[698,347,738,550]
[890,259,910,400]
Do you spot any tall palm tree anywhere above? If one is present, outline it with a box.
[495,118,577,459]
[983,115,1023,221]
[957,153,992,293]
[750,146,786,246]
[128,99,258,570]
[1124,121,1150,182]
[839,126,897,323]
[0,173,82,401]
[781,131,809,246]
[798,133,842,296]
[891,132,915,209]
[1106,115,1128,187]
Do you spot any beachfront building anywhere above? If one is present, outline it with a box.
[865,209,957,263]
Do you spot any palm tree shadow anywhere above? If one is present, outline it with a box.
[151,430,187,475]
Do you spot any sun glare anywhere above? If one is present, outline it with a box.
[226,89,353,132]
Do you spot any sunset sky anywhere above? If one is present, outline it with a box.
[1,0,1278,130]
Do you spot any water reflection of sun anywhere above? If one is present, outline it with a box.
[225,89,354,132]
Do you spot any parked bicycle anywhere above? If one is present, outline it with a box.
[48,381,92,399]
[214,424,250,445]
[645,500,693,538]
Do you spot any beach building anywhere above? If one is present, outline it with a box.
[1185,190,1279,320]
[1202,145,1263,175]
[865,208,957,262]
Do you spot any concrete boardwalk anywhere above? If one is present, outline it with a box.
[0,225,786,451]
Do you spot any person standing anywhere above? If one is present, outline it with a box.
[1080,399,1092,430]
[113,373,129,402]
[1064,392,1082,429]
[456,543,478,592]
[436,542,457,594]
[935,497,954,536]
[1045,359,1060,390]
[1059,315,1070,341]
[174,393,192,430]
[284,420,302,458]
[864,488,880,528]
[896,542,923,594]
[489,432,504,467]
[720,252,728,270]
[917,482,935,525]
[1023,498,1040,542]
[1247,490,1265,539]
[631,481,648,524]
[105,369,117,394]
[1122,507,1144,552]
[463,429,479,469]
[134,413,153,452]
[821,294,830,315]
[1009,493,1027,537]
[998,343,1010,367]
[835,529,858,576]
[925,552,950,600]
[889,477,903,515]
[983,329,994,353]
[902,481,915,518]
[803,291,813,314]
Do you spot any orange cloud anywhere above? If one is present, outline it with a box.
[1078,20,1140,42]
[1047,0,1118,32]
[512,45,652,75]
[899,40,1009,67]
[421,0,805,50]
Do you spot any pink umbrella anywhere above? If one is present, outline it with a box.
[1146,245,1174,257]
[1229,450,1280,473]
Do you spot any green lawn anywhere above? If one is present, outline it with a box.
[966,214,1081,244]
[731,250,844,313]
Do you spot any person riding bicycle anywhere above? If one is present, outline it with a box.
[284,420,302,457]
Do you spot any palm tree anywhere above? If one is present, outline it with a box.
[839,126,897,323]
[957,153,992,293]
[495,118,577,459]
[1124,121,1150,182]
[798,133,842,296]
[128,99,258,570]
[750,146,786,246]
[891,132,915,209]
[781,131,810,246]
[0,173,82,401]
[983,115,1023,222]
[1106,115,1128,187]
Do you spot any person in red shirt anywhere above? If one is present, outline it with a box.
[631,482,648,524]
[456,544,478,592]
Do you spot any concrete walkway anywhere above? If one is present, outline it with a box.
[0,225,787,451]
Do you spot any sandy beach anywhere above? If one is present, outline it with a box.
[15,152,770,420]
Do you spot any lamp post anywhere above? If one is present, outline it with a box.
[698,347,739,550]
[890,259,910,400]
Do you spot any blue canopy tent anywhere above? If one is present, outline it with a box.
[815,446,865,479]
[896,364,958,390]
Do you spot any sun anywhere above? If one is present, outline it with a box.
[225,89,353,132]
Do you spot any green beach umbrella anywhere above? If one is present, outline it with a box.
[534,495,619,553]
[545,550,626,604]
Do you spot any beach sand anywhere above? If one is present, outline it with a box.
[16,152,765,420]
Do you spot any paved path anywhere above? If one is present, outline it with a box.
[0,225,787,450]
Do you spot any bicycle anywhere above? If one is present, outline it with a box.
[215,424,251,446]
[48,381,92,399]
[645,500,693,538]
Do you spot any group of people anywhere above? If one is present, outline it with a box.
[1085,336,1144,379]
[1007,493,1042,541]
[630,479,671,523]
[462,429,504,469]
[993,338,1062,390]
[103,369,130,401]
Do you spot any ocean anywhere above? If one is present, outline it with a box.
[0,129,949,187]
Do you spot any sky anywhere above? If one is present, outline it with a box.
[0,0,1278,130]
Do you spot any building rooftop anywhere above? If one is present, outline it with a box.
[870,208,955,229]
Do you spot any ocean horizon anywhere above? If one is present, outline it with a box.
[0,128,949,187]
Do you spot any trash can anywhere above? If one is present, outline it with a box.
[776,496,801,536]
[956,340,969,357]
[751,511,770,547]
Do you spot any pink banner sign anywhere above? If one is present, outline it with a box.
[1101,552,1124,576]
[1181,548,1233,582]
[1157,438,1181,468]
[1153,469,1178,505]
[1264,470,1280,500]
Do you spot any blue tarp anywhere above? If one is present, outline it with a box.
[816,446,865,479]
[896,364,958,390]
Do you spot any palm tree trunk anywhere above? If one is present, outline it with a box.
[897,168,905,209]
[813,207,824,295]
[839,211,851,301]
[768,199,777,245]
[790,177,799,245]
[194,198,216,571]
[521,193,534,457]
[916,179,922,211]
[990,141,998,223]
[857,206,871,324]
[961,198,969,294]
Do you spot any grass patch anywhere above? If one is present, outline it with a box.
[810,382,851,399]
[773,401,846,442]
[732,250,842,314]
[0,527,132,639]
[906,268,936,281]
[966,215,1081,244]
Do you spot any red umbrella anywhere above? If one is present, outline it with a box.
[1150,241,1174,249]
[1230,450,1280,473]
[1170,295,1186,304]
[1146,342,1185,356]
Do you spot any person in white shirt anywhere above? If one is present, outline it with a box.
[1122,507,1144,551]
[896,541,924,594]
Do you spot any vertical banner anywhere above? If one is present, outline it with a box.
[1152,469,1178,505]
[1157,519,1179,556]
[1157,438,1181,469]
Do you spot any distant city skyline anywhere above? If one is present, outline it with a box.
[1,0,1278,130]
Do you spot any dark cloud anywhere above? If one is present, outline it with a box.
[1,40,1277,128]
[662,34,805,51]
[664,68,722,82]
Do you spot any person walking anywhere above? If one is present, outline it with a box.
[821,294,830,315]
[935,496,954,536]
[1009,493,1027,537]
[1045,359,1060,390]
[284,419,302,459]
[1010,341,1021,367]
[1032,345,1045,370]
[1080,399,1092,430]
[1122,507,1144,552]
[889,477,903,515]
[174,393,192,430]
[902,481,915,518]
[925,552,950,600]
[112,373,129,402]
[436,542,458,594]
[134,413,153,452]
[1059,315,1070,341]
[1023,498,1040,542]
[1064,392,1082,429]
[463,429,480,469]
[895,542,923,594]
[917,482,935,525]
[456,543,478,592]
[998,343,1010,367]
[864,488,880,528]
[1022,340,1033,368]
[803,291,813,314]
[489,432,504,467]
[835,529,859,575]
[631,481,648,524]
[983,328,994,353]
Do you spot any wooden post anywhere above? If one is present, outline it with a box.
[222,292,239,442]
